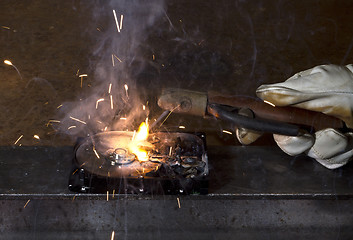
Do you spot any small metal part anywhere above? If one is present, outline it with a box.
[149,110,170,130]
[113,148,135,165]
[105,147,135,165]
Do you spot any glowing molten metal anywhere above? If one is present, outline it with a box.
[129,122,149,161]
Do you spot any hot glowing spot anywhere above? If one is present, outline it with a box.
[129,122,149,161]
[4,60,12,65]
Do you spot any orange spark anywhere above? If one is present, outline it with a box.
[79,74,87,88]
[124,84,128,98]
[110,95,113,109]
[95,98,105,109]
[112,10,120,32]
[222,130,233,135]
[264,100,276,107]
[93,147,100,159]
[46,120,60,127]
[24,199,31,208]
[169,147,172,156]
[4,60,12,65]
[72,169,78,175]
[120,15,124,30]
[70,116,86,125]
[14,135,23,145]
[4,59,22,79]
[113,54,122,62]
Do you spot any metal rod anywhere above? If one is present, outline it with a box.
[149,110,170,131]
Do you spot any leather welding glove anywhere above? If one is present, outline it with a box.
[255,64,353,169]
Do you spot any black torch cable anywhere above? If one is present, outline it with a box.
[207,103,301,136]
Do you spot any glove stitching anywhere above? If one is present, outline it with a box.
[316,153,352,167]
[317,128,346,140]
[325,157,348,164]
[312,129,348,159]
[311,147,324,159]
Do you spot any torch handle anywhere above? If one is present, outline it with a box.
[208,94,345,131]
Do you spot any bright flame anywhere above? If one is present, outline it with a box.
[129,122,149,161]
[135,122,149,141]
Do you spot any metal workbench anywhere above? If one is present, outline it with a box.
[1,145,352,239]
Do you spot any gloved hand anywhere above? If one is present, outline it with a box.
[253,64,353,169]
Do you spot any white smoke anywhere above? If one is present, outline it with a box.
[58,0,166,138]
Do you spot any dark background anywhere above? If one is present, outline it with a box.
[1,0,353,146]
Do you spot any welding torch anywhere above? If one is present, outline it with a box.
[155,88,345,137]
